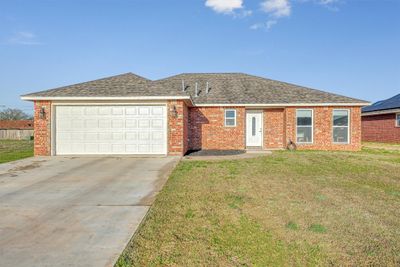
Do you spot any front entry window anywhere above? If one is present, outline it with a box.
[225,109,236,127]
[296,109,313,143]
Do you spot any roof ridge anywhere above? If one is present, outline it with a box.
[155,72,248,82]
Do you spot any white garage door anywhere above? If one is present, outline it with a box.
[55,105,167,155]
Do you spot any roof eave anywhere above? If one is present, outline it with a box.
[362,108,400,116]
[20,95,192,101]
[194,102,370,107]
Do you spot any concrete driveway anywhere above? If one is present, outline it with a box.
[0,156,179,267]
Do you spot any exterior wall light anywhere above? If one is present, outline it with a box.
[171,105,178,118]
[39,106,46,119]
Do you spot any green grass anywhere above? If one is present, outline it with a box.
[117,146,400,266]
[0,140,34,164]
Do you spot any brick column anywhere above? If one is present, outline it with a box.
[34,101,52,156]
[168,100,188,156]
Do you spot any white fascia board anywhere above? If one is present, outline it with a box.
[20,96,191,101]
[194,103,370,107]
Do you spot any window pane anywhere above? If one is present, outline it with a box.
[333,110,349,126]
[225,110,235,118]
[226,118,235,126]
[397,114,400,126]
[333,127,348,143]
[297,110,312,126]
[297,127,312,143]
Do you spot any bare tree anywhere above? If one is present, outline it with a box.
[0,108,33,120]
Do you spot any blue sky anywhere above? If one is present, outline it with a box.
[0,0,399,114]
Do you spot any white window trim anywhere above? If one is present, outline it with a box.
[224,109,237,127]
[332,109,350,144]
[396,113,400,127]
[296,109,314,144]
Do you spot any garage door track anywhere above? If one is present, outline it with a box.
[0,156,179,267]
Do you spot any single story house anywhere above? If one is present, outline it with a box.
[362,94,400,143]
[21,73,368,156]
[0,120,34,140]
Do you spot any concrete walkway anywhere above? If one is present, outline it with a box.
[0,156,179,267]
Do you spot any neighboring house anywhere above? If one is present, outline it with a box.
[0,120,34,140]
[361,94,400,143]
[21,73,368,156]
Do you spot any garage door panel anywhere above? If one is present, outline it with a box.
[126,107,137,115]
[126,119,137,128]
[71,107,84,115]
[138,120,150,128]
[85,107,98,115]
[138,107,150,115]
[72,120,84,128]
[112,107,124,115]
[56,105,166,155]
[99,120,111,128]
[152,131,163,141]
[126,132,138,140]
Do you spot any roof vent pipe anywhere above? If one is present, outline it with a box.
[195,82,199,97]
[181,80,185,92]
[206,82,209,94]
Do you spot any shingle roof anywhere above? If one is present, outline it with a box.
[22,72,368,105]
[362,94,400,113]
[22,73,186,98]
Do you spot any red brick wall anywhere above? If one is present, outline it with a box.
[362,113,400,143]
[33,101,52,156]
[264,108,285,149]
[168,100,189,155]
[188,107,245,150]
[31,101,363,156]
[285,106,362,151]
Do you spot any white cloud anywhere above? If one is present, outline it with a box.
[234,9,253,18]
[6,31,42,45]
[261,0,291,18]
[319,0,338,5]
[266,19,278,29]
[250,19,278,30]
[205,0,243,14]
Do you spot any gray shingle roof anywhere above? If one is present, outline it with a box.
[22,72,368,105]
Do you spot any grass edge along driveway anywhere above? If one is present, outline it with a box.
[116,147,400,266]
[0,140,33,164]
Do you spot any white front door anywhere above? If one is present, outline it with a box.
[246,112,263,147]
[55,105,167,155]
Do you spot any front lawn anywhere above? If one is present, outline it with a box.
[117,147,400,266]
[0,140,34,164]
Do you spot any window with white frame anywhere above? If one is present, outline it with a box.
[333,110,350,143]
[396,113,400,127]
[296,109,313,143]
[225,109,236,127]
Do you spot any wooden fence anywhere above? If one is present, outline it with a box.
[0,129,34,140]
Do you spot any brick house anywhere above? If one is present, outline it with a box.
[21,73,368,156]
[0,120,34,140]
[362,94,400,143]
